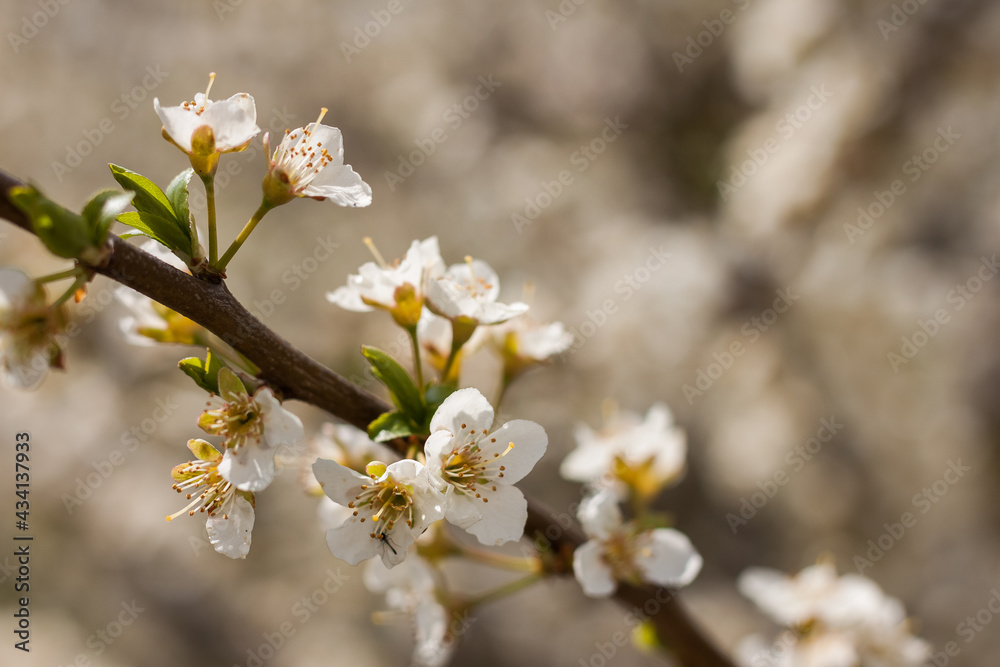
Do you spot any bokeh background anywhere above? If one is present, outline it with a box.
[1,0,999,665]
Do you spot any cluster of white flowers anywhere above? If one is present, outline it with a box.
[736,561,931,667]
[168,367,303,558]
[561,403,702,597]
[312,387,547,567]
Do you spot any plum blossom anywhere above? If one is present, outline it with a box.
[154,74,259,175]
[423,387,547,546]
[168,439,255,559]
[560,402,686,500]
[364,555,456,667]
[572,489,702,597]
[736,561,931,667]
[261,109,372,208]
[327,237,444,327]
[199,368,304,492]
[472,313,573,382]
[425,258,528,328]
[313,458,444,568]
[0,268,66,390]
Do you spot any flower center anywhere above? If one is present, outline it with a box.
[441,428,515,503]
[201,394,264,451]
[275,108,335,191]
[348,475,417,540]
[167,459,236,520]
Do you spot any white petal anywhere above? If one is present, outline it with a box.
[576,490,622,540]
[423,431,457,485]
[154,98,199,152]
[317,496,353,533]
[258,389,304,447]
[0,268,35,311]
[312,458,371,504]
[481,419,547,485]
[303,164,373,207]
[325,516,381,566]
[429,387,494,436]
[459,483,528,546]
[1,349,49,390]
[635,529,703,588]
[219,441,276,492]
[573,540,618,597]
[206,495,255,559]
[413,600,455,667]
[326,284,374,312]
[201,93,260,151]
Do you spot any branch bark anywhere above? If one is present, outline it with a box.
[0,168,734,667]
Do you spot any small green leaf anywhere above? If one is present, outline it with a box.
[117,211,192,257]
[362,346,424,423]
[165,168,194,232]
[216,367,247,401]
[367,410,417,442]
[178,349,227,394]
[8,186,92,259]
[81,189,134,246]
[109,164,175,221]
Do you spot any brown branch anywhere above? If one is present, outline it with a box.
[0,168,734,667]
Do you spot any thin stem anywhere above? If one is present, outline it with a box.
[34,267,81,284]
[200,173,218,265]
[52,274,88,307]
[457,543,542,574]
[466,573,542,607]
[407,325,424,394]
[217,202,272,271]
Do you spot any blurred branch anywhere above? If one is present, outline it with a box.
[0,168,734,667]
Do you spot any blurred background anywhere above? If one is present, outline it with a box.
[1,0,999,664]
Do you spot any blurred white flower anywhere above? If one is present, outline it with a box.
[0,268,66,390]
[168,439,255,560]
[426,258,528,327]
[572,489,702,597]
[199,368,304,492]
[313,458,444,568]
[364,555,456,667]
[262,109,372,207]
[424,387,547,546]
[737,561,931,667]
[327,237,444,327]
[471,313,573,382]
[560,403,686,500]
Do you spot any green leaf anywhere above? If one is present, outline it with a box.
[367,410,417,442]
[178,349,227,394]
[117,211,192,257]
[109,164,191,256]
[81,189,134,246]
[362,346,424,423]
[165,168,194,232]
[216,367,247,401]
[8,186,91,259]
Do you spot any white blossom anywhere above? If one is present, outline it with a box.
[154,76,259,160]
[572,489,702,597]
[425,258,528,327]
[0,268,65,390]
[424,387,547,546]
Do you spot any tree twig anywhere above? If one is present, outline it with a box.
[0,167,734,667]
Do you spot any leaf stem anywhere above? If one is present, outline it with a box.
[200,173,218,265]
[407,325,424,394]
[34,267,81,284]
